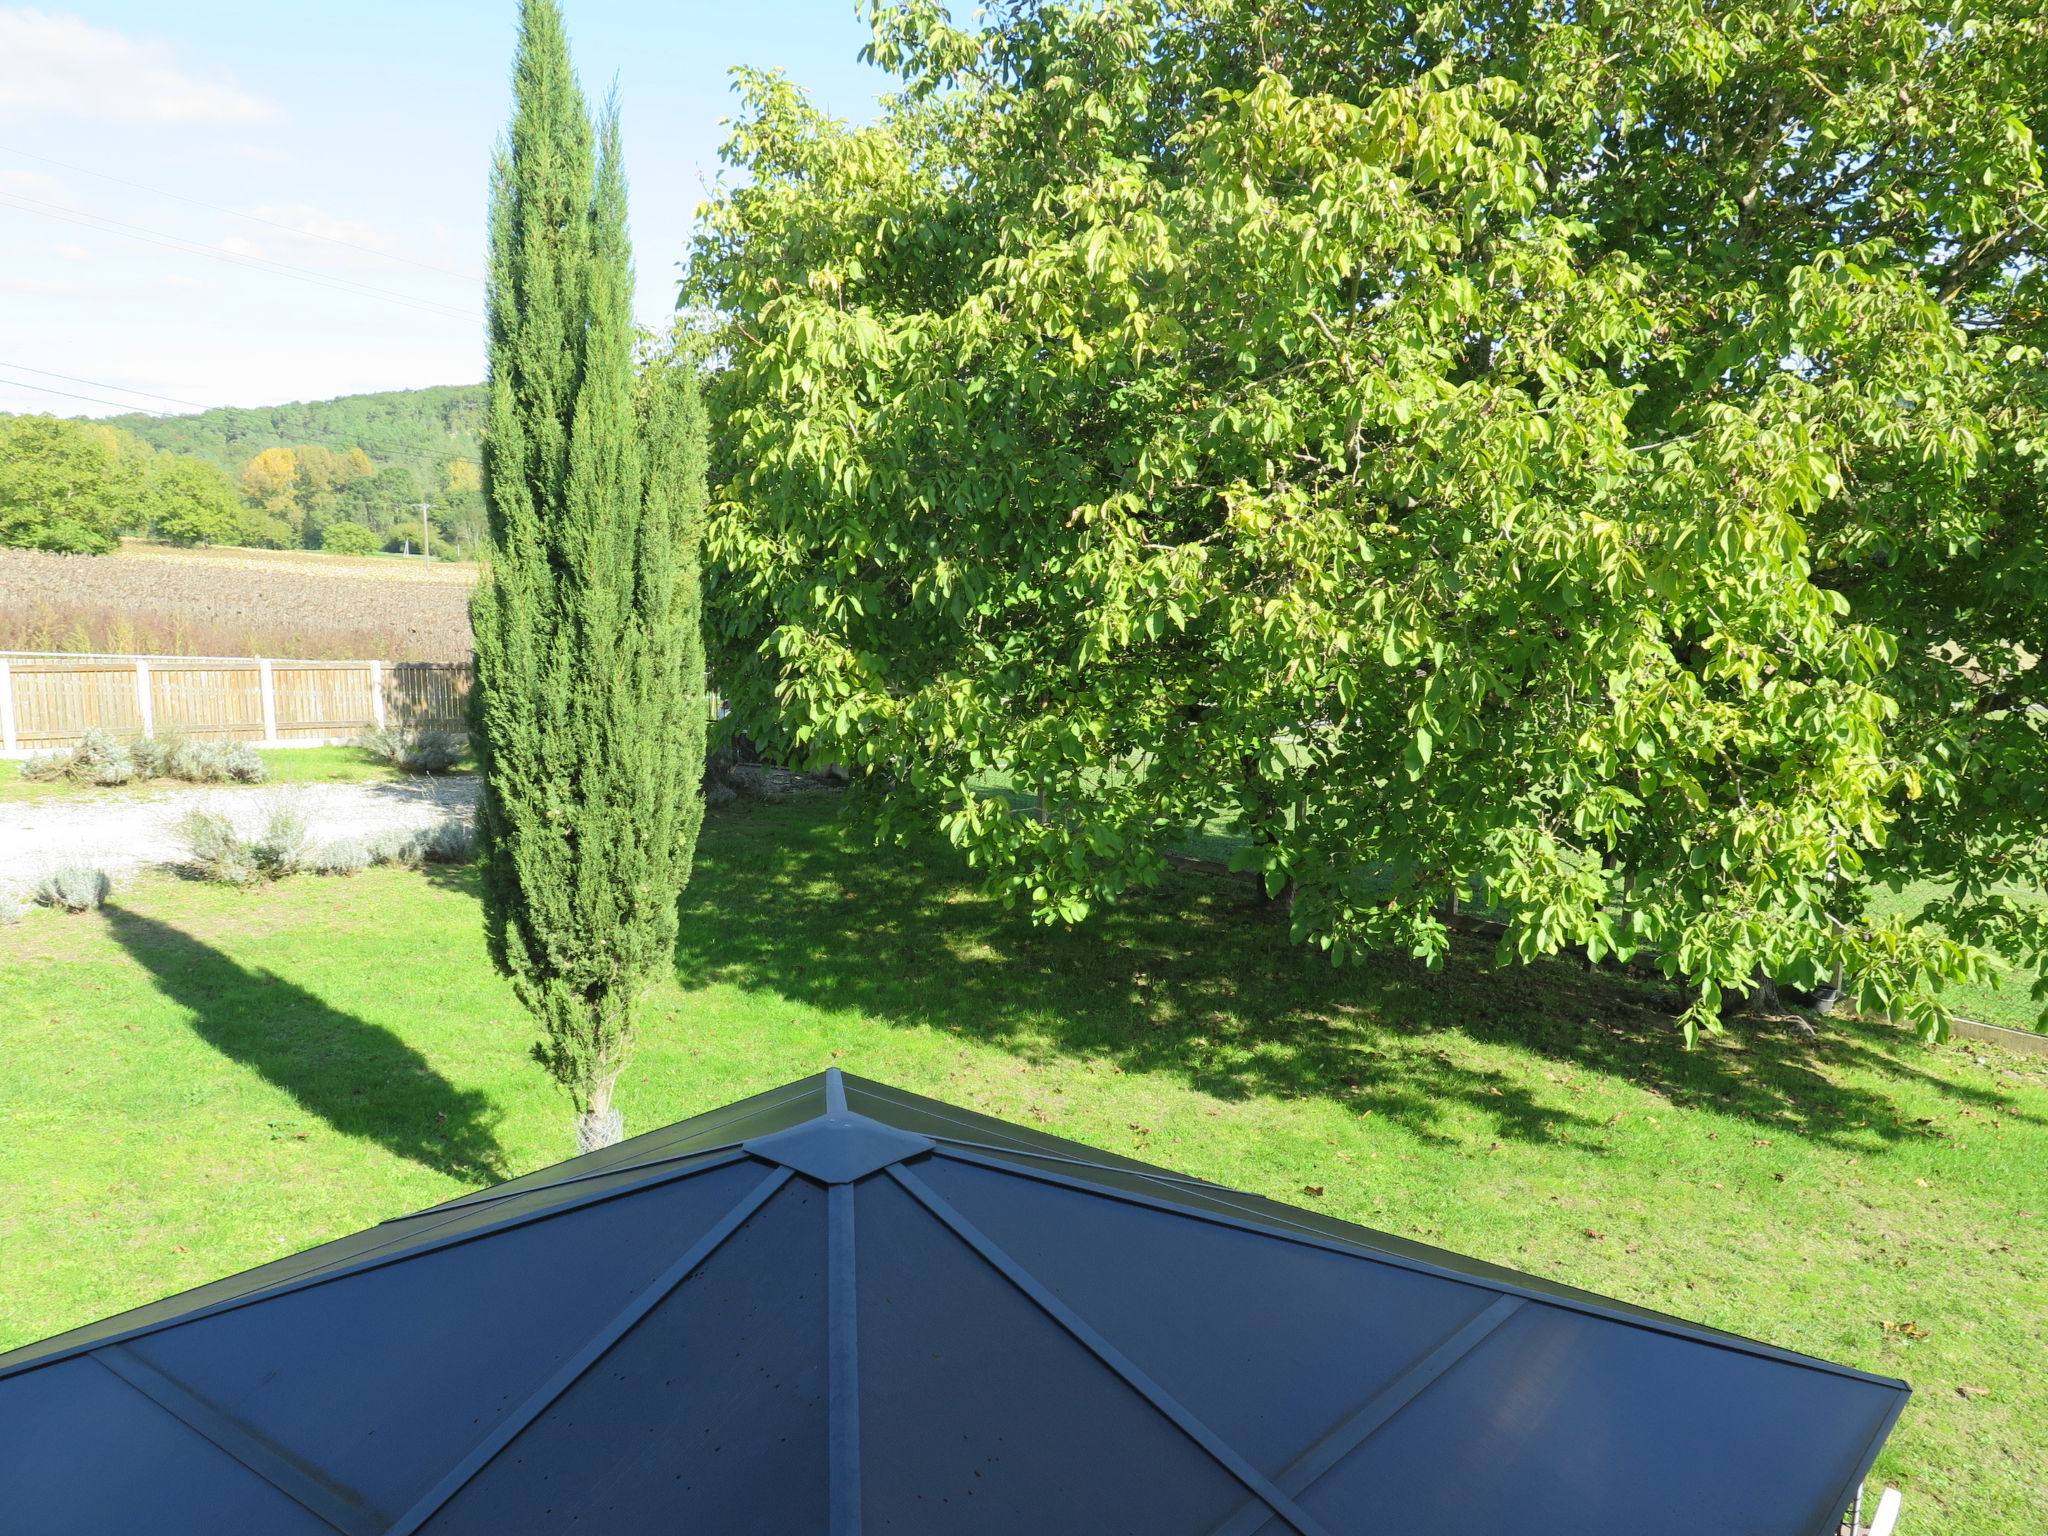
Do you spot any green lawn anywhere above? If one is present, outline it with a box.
[0,798,2042,1531]
[0,745,469,802]
[1865,879,2048,1035]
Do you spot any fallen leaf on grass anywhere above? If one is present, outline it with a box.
[1582,1229,1606,1241]
[1879,1320,1931,1339]
[1302,1185,1325,1198]
[1956,1385,1990,1399]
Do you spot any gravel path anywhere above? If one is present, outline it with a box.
[0,776,479,899]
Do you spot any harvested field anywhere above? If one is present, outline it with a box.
[0,544,474,661]
[112,539,480,587]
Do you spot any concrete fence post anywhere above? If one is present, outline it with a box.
[134,659,154,735]
[257,658,279,745]
[369,660,387,731]
[0,657,15,752]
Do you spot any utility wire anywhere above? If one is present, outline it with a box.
[0,360,213,412]
[0,371,172,415]
[0,189,478,322]
[0,143,479,281]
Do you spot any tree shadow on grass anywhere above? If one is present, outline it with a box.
[102,904,507,1183]
[676,801,2039,1155]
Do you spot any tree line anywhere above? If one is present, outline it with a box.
[103,385,482,483]
[0,412,484,558]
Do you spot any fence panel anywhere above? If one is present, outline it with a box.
[272,663,378,740]
[385,663,470,730]
[9,661,144,746]
[0,653,472,752]
[149,662,265,741]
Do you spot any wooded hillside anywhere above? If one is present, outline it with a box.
[104,385,483,482]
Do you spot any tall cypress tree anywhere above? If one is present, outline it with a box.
[472,0,707,1152]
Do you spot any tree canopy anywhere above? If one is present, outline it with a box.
[691,0,2047,1037]
[0,416,148,554]
[106,384,482,484]
[144,455,246,547]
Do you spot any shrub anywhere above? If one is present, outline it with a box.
[321,522,380,556]
[173,806,471,885]
[309,838,371,877]
[176,739,267,784]
[17,751,71,783]
[415,818,477,863]
[250,806,312,880]
[362,818,476,868]
[34,866,111,912]
[365,828,421,867]
[355,727,467,774]
[174,810,261,886]
[21,730,267,787]
[128,733,179,780]
[23,729,141,787]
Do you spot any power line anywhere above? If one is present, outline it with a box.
[0,371,172,415]
[0,360,213,412]
[0,189,479,322]
[0,143,480,281]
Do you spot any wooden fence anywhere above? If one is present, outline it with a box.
[0,653,470,755]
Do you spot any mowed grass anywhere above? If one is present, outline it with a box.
[0,797,2042,1532]
[0,745,467,802]
[1865,879,2048,1035]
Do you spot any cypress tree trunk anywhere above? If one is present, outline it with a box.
[472,0,708,1152]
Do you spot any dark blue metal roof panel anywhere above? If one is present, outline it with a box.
[852,1172,1260,1535]
[1297,1299,1906,1536]
[0,1356,340,1536]
[909,1152,1508,1477]
[116,1160,771,1520]
[417,1176,830,1535]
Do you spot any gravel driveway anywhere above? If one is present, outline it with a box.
[0,776,480,899]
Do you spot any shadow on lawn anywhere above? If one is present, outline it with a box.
[102,905,507,1182]
[677,801,2037,1153]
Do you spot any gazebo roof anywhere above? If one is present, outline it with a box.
[0,1069,1906,1535]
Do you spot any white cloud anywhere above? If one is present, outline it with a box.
[217,203,408,272]
[0,274,78,293]
[0,9,278,126]
[158,274,214,290]
[52,240,89,260]
[0,166,59,190]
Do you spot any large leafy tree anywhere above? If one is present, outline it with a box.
[144,455,246,547]
[693,0,2044,1039]
[474,0,710,1149]
[0,416,149,554]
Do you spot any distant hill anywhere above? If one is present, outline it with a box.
[105,385,483,482]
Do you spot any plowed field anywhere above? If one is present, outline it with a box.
[0,543,475,661]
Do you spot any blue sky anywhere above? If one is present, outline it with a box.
[0,2,894,417]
